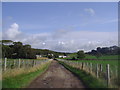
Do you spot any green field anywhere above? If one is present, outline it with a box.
[72,60,118,66]
[61,53,119,60]
[84,55,118,60]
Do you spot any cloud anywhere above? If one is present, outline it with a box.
[21,33,50,47]
[2,23,118,52]
[53,31,118,52]
[3,23,21,39]
[52,29,70,39]
[84,8,95,16]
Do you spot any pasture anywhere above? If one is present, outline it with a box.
[63,53,119,60]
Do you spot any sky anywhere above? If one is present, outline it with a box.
[2,2,118,52]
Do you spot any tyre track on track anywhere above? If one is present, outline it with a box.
[27,60,86,88]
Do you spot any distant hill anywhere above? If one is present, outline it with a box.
[86,45,119,55]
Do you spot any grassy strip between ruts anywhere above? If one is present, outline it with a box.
[2,61,51,88]
[58,61,107,88]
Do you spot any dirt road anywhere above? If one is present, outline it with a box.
[28,60,86,88]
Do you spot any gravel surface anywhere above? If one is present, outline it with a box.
[27,60,86,88]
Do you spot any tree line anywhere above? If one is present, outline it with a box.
[1,40,65,59]
[1,40,119,59]
[66,46,120,60]
[86,46,120,57]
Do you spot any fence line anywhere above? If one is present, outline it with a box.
[4,58,7,71]
[2,58,50,71]
[106,64,110,87]
[58,59,118,88]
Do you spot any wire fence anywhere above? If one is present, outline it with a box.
[2,58,51,72]
[58,59,118,88]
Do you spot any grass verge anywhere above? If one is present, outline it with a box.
[2,61,51,88]
[58,61,107,88]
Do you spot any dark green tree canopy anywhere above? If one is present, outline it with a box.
[0,40,13,45]
[77,50,85,59]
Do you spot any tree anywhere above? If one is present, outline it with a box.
[1,40,13,45]
[91,50,97,55]
[95,52,102,59]
[12,42,23,58]
[97,47,101,52]
[23,44,31,58]
[63,53,67,56]
[72,56,76,60]
[77,50,85,59]
[54,53,59,58]
[48,55,53,59]
[2,45,13,58]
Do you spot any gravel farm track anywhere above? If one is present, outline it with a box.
[27,60,86,88]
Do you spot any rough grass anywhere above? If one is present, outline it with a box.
[59,61,107,88]
[2,61,52,88]
[3,64,47,78]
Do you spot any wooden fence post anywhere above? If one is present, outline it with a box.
[32,60,35,67]
[35,60,37,65]
[82,62,84,70]
[26,60,28,67]
[106,64,110,87]
[22,60,24,67]
[4,58,7,71]
[96,64,99,78]
[86,63,88,72]
[77,62,78,68]
[90,63,92,74]
[87,62,88,66]
[100,64,102,72]
[78,62,80,69]
[115,66,118,77]
[13,60,15,67]
[30,60,32,66]
[34,60,36,66]
[18,58,21,68]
